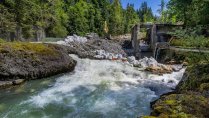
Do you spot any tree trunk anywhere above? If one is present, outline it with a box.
[16,26,22,41]
[35,27,45,42]
[10,32,15,42]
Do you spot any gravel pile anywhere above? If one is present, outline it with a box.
[56,34,126,59]
[57,34,88,45]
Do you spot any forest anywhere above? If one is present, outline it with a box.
[0,0,209,41]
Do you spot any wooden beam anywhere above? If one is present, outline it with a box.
[151,24,157,50]
[131,24,141,59]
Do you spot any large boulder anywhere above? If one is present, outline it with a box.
[0,43,76,81]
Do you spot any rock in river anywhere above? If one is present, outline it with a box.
[0,43,76,87]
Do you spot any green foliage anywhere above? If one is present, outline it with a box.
[0,4,16,39]
[1,0,209,40]
[157,0,166,23]
[167,0,209,25]
[48,0,69,37]
[108,0,124,35]
[169,26,204,39]
[179,64,209,91]
[67,0,93,36]
[169,26,209,48]
[171,36,209,48]
[1,0,68,40]
[124,4,139,33]
[1,0,152,38]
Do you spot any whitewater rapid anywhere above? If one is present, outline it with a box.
[1,55,185,118]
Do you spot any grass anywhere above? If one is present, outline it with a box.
[170,36,209,48]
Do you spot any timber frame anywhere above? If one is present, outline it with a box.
[131,23,182,59]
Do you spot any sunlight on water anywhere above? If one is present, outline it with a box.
[0,55,185,118]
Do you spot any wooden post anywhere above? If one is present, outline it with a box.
[151,24,157,50]
[151,24,157,58]
[131,24,141,59]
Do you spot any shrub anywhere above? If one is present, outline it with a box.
[171,36,209,48]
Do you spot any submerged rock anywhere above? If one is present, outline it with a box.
[12,79,25,85]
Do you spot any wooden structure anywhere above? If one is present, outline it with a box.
[131,24,141,59]
[131,23,182,59]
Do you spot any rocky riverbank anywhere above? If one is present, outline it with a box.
[0,42,76,88]
[143,53,209,118]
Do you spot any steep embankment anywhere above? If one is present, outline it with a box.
[143,50,209,118]
[0,42,76,88]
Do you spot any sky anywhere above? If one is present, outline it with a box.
[121,0,170,15]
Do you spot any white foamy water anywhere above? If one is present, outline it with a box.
[1,55,185,118]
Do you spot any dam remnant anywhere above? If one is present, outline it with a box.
[131,23,182,59]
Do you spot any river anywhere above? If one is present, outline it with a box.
[0,55,185,118]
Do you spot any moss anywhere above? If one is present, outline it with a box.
[199,83,209,91]
[165,100,177,105]
[147,113,194,118]
[150,93,209,118]
[0,42,59,56]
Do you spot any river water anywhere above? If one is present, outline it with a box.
[0,55,185,118]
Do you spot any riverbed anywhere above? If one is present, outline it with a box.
[0,55,185,118]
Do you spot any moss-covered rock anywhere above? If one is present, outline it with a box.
[145,63,209,118]
[0,42,76,85]
[149,93,209,118]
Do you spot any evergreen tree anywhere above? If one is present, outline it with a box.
[0,4,16,40]
[124,4,139,33]
[67,0,92,35]
[158,0,166,23]
[109,0,124,35]
[0,0,145,40]
[137,2,154,23]
[46,0,69,37]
